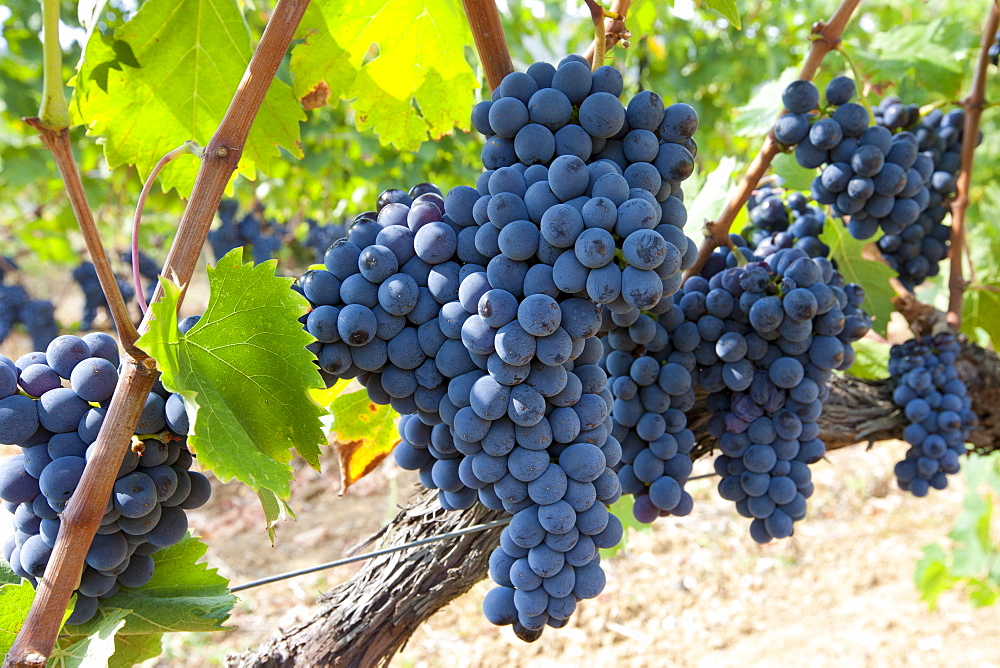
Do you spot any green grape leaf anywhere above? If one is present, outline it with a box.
[771,151,816,192]
[965,578,1000,608]
[324,387,400,491]
[733,67,799,138]
[698,0,740,29]
[58,535,234,661]
[291,0,478,151]
[913,542,954,610]
[136,248,325,525]
[846,338,890,380]
[947,486,994,578]
[819,221,896,336]
[847,19,971,102]
[0,560,20,586]
[684,156,739,231]
[49,609,129,668]
[962,283,1000,346]
[70,0,306,197]
[0,581,37,658]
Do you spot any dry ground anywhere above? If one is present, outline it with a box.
[141,439,1000,668]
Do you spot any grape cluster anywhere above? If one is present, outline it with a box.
[874,104,969,288]
[119,250,161,306]
[0,280,59,352]
[600,306,698,522]
[304,218,347,263]
[209,201,285,264]
[693,249,869,541]
[295,54,702,638]
[743,186,830,259]
[72,261,136,331]
[295,182,491,419]
[889,333,977,496]
[445,55,706,636]
[990,30,1000,66]
[777,77,933,245]
[0,333,208,625]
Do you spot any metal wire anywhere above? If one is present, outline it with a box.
[229,517,512,593]
[231,473,725,593]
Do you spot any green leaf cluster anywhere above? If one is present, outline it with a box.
[915,453,1000,610]
[71,0,306,196]
[293,0,479,151]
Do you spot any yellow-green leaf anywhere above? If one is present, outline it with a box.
[292,0,478,151]
[71,0,305,196]
[328,388,400,491]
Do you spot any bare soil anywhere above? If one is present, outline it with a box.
[143,439,1000,668]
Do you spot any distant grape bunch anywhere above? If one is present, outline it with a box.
[72,261,136,331]
[0,332,208,626]
[208,200,285,264]
[0,258,59,351]
[889,333,977,496]
[775,76,977,289]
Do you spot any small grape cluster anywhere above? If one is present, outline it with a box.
[0,333,208,625]
[695,250,870,541]
[743,186,830,259]
[303,218,347,263]
[0,284,59,353]
[209,201,285,264]
[990,30,1000,66]
[889,333,977,496]
[72,261,136,330]
[295,182,491,420]
[119,250,161,306]
[777,77,932,244]
[874,104,969,288]
[600,306,698,522]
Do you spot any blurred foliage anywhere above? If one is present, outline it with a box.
[0,0,997,360]
[915,452,1000,610]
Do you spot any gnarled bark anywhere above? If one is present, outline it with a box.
[229,341,1000,668]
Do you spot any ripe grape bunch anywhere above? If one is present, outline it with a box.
[0,332,209,626]
[889,333,977,496]
[873,101,970,289]
[776,76,932,244]
[296,181,493,421]
[694,249,871,542]
[459,54,701,639]
[297,54,701,640]
[776,76,978,290]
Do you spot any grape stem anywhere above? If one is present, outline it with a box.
[24,0,140,355]
[132,141,205,314]
[461,0,514,91]
[37,0,69,130]
[584,0,632,65]
[684,0,862,280]
[21,122,142,354]
[946,0,999,331]
[4,1,312,665]
[583,0,607,69]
